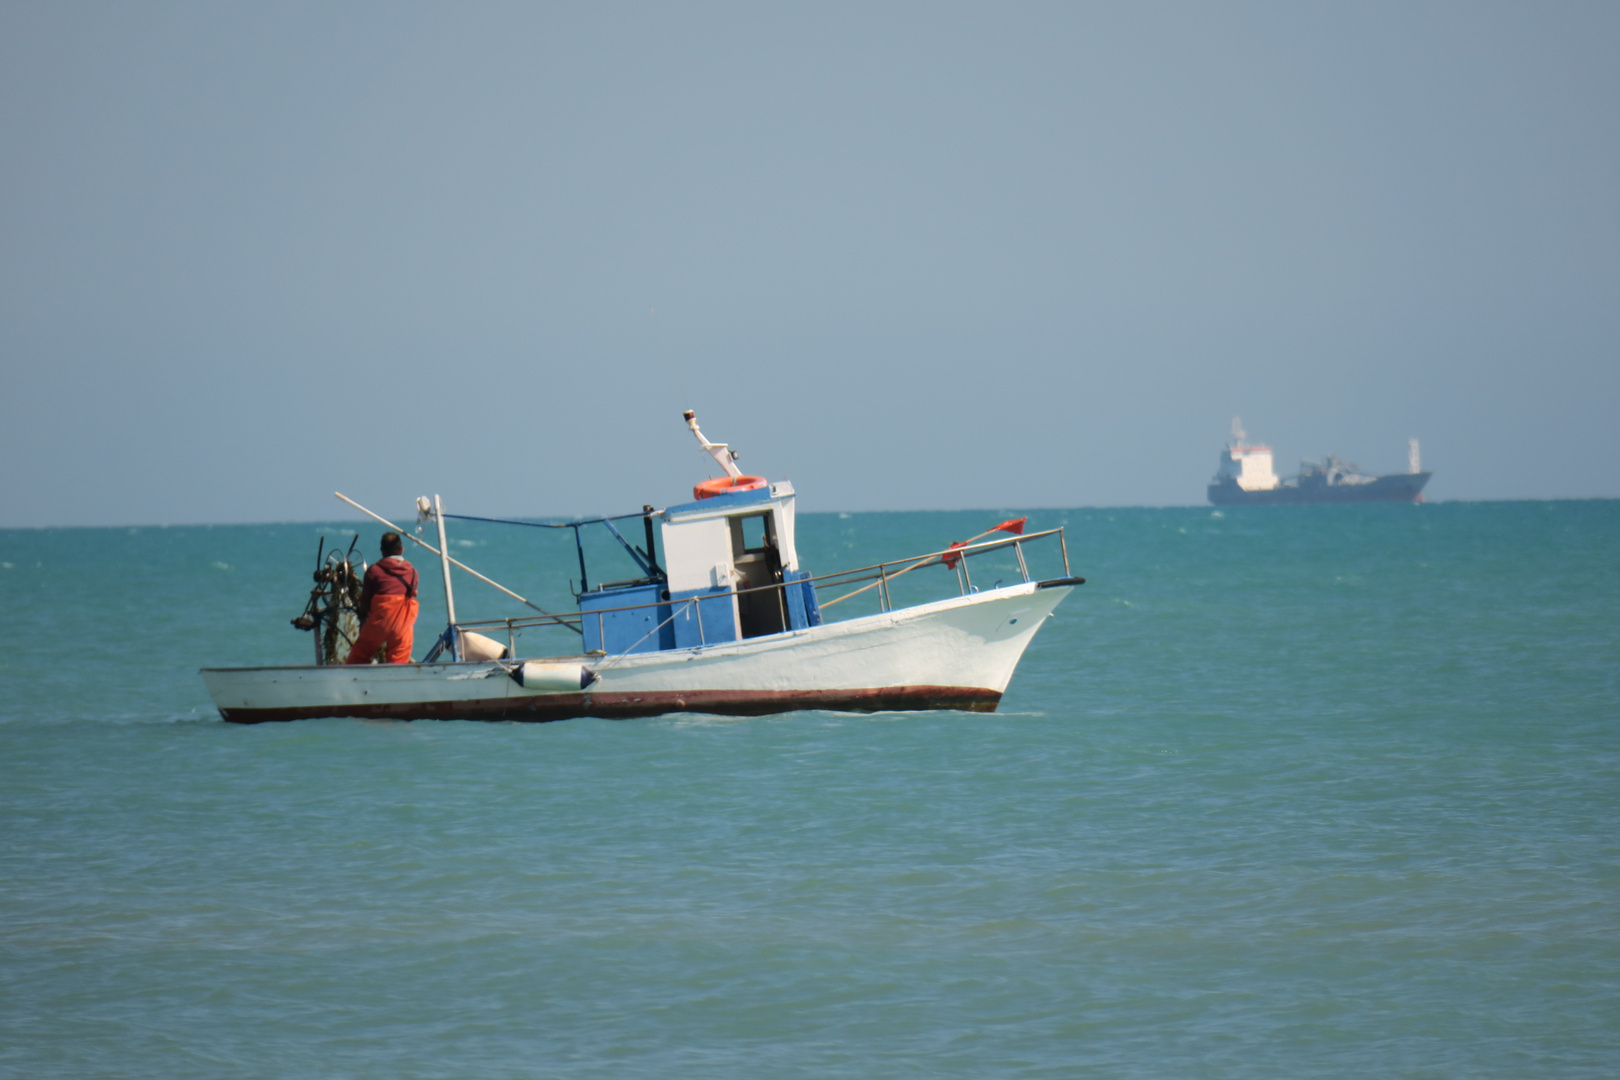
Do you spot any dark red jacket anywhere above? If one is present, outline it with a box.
[358,557,418,620]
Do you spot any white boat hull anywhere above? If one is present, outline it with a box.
[201,581,1077,723]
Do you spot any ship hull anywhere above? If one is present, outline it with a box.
[201,580,1076,724]
[1208,471,1431,505]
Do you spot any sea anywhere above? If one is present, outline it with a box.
[2,501,1616,1078]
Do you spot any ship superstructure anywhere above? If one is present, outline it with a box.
[1211,419,1281,493]
[1207,418,1432,505]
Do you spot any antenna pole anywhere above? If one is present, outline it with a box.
[684,410,743,479]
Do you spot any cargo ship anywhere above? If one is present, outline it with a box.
[1207,419,1432,505]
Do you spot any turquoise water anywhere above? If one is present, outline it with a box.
[2,501,1617,1077]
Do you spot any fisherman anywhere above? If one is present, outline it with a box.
[345,532,419,664]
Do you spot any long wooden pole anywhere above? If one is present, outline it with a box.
[333,492,576,631]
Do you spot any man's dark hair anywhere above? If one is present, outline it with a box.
[380,532,404,557]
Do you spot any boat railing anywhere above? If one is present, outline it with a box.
[448,526,1071,658]
[807,527,1070,614]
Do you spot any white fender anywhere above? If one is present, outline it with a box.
[510,662,597,693]
[459,631,509,662]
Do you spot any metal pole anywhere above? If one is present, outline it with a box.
[1059,529,1071,576]
[1014,539,1030,583]
[642,506,662,578]
[573,524,589,593]
[433,494,459,660]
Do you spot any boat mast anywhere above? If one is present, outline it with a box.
[433,493,459,660]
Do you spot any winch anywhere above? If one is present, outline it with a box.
[290,536,366,665]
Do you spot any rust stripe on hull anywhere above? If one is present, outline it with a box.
[217,685,1002,724]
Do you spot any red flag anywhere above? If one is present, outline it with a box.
[994,517,1027,535]
[941,540,969,571]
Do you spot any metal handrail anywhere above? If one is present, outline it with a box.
[808,528,1068,610]
[806,527,1065,589]
[449,526,1071,650]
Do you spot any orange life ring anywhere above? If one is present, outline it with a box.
[694,475,768,500]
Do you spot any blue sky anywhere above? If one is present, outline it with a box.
[3,2,1617,525]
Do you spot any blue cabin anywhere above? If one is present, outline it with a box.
[576,479,821,655]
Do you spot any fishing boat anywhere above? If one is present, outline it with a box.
[201,412,1083,723]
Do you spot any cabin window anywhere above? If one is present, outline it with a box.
[733,512,771,553]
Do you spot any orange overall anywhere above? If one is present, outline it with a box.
[345,592,419,664]
[346,557,420,664]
